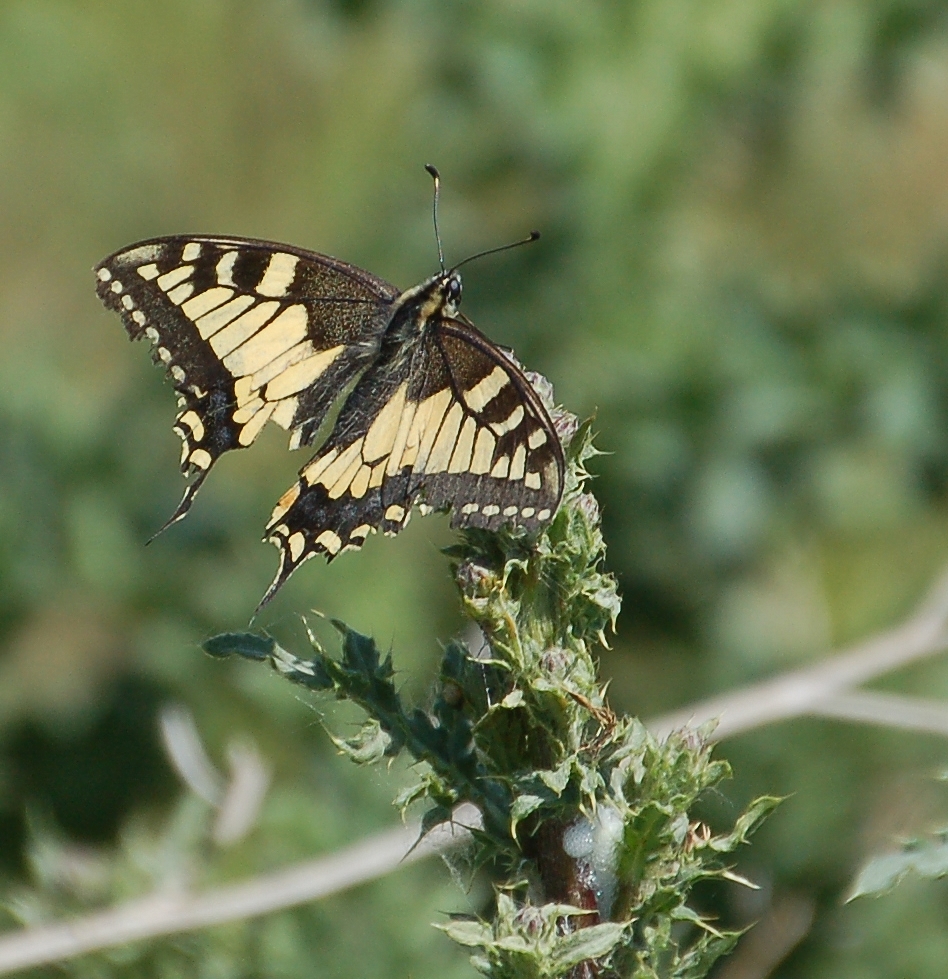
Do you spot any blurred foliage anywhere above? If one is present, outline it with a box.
[2,0,948,976]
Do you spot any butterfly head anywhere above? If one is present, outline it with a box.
[443,270,463,315]
[389,269,464,345]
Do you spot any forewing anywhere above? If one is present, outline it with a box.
[95,236,397,529]
[261,315,563,607]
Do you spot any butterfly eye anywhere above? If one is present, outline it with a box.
[447,275,462,306]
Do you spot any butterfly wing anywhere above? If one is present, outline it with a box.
[416,316,564,524]
[261,313,564,606]
[95,236,398,529]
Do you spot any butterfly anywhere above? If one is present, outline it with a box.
[94,168,564,609]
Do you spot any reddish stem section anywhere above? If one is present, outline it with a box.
[525,818,601,978]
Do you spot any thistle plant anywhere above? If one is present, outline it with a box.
[207,380,778,979]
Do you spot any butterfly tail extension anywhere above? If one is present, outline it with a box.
[253,533,299,617]
[147,466,214,544]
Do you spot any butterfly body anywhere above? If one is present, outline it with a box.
[95,233,563,607]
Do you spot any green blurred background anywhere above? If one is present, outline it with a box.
[2,0,948,975]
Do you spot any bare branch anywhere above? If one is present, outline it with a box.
[648,565,948,741]
[807,691,948,738]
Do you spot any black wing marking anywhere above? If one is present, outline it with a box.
[95,236,398,530]
[260,315,564,607]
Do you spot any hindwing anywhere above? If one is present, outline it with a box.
[261,314,564,605]
[95,236,398,529]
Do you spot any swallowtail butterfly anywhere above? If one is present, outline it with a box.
[95,169,564,608]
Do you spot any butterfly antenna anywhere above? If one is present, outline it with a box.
[425,164,446,273]
[453,230,540,271]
